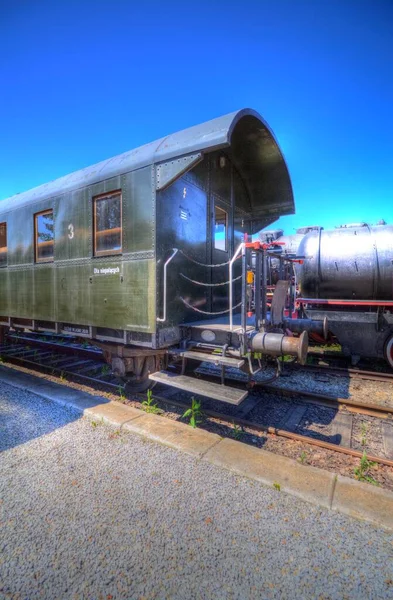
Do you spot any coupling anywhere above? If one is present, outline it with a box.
[250,330,308,365]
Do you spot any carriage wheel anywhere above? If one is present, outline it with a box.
[384,334,393,369]
[124,377,156,393]
[111,354,160,393]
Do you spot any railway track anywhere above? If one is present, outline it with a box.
[135,390,393,469]
[303,349,393,382]
[290,361,393,383]
[0,333,117,388]
[1,332,393,471]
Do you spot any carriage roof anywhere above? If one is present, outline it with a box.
[0,109,294,230]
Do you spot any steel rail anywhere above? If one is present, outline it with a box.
[1,339,393,468]
[193,366,393,419]
[0,353,120,389]
[288,361,393,383]
[2,336,392,420]
[5,333,102,359]
[257,381,393,419]
[136,391,393,469]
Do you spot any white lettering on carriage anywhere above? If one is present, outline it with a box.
[93,267,120,275]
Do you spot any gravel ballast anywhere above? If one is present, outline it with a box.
[1,381,393,599]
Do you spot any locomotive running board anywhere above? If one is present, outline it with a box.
[149,371,248,405]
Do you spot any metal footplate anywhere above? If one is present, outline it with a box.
[149,370,248,405]
[171,350,245,369]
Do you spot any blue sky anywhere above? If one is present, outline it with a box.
[1,0,392,233]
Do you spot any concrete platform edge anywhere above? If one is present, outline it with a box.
[2,366,393,531]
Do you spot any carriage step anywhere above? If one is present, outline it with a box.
[172,350,245,369]
[149,370,248,405]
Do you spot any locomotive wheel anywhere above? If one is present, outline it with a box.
[384,335,393,370]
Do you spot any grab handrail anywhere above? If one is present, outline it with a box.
[157,248,179,322]
[229,242,244,331]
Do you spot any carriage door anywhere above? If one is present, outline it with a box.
[211,196,232,312]
[209,152,234,313]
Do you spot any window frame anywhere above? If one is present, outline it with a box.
[34,209,54,264]
[93,190,123,257]
[0,222,7,267]
[213,203,228,253]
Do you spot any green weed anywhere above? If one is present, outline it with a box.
[273,482,281,491]
[182,397,203,428]
[118,386,126,403]
[280,354,296,363]
[101,364,111,376]
[298,450,308,464]
[361,422,368,447]
[354,451,379,485]
[316,343,342,353]
[109,429,121,439]
[59,371,66,382]
[232,422,244,440]
[142,389,160,414]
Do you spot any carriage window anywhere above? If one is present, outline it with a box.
[94,192,122,256]
[0,223,7,267]
[35,210,54,262]
[214,205,228,251]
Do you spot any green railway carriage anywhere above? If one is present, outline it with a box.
[0,109,308,401]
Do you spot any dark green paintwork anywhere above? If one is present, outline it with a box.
[0,109,295,348]
[0,167,156,333]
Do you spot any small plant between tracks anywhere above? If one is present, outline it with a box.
[298,450,308,464]
[354,451,379,485]
[142,389,161,414]
[118,386,126,403]
[232,422,244,440]
[182,397,203,428]
[361,422,368,447]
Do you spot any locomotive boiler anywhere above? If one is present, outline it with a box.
[0,108,311,404]
[257,226,322,283]
[296,223,393,367]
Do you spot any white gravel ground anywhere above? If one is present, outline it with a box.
[1,381,393,600]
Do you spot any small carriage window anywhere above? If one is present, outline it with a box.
[94,192,122,256]
[214,205,228,251]
[0,223,7,267]
[35,210,54,262]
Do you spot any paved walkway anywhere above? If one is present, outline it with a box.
[1,381,392,599]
